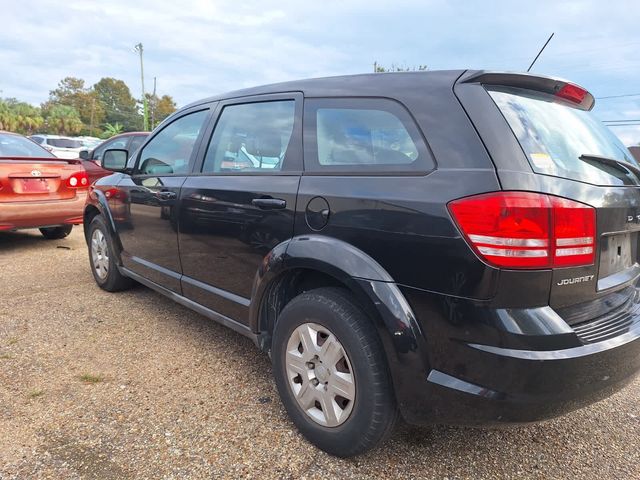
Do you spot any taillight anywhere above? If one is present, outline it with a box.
[556,83,588,104]
[448,192,595,269]
[66,171,89,188]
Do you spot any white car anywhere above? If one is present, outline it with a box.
[29,135,83,159]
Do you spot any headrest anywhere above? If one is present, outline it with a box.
[245,129,282,157]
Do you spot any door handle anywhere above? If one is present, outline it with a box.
[156,190,177,200]
[252,198,286,210]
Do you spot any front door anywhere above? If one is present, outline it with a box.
[179,94,303,323]
[117,108,210,292]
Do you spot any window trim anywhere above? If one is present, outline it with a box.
[131,106,212,177]
[303,96,435,176]
[192,92,304,176]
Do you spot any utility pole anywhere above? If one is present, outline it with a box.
[89,97,95,136]
[134,43,149,131]
[151,76,157,130]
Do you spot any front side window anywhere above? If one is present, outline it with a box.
[305,98,432,173]
[488,86,638,186]
[137,110,208,175]
[202,100,295,173]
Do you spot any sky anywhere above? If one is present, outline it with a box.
[1,0,639,145]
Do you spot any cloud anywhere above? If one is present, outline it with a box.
[0,0,638,145]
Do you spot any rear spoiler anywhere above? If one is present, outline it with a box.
[458,71,595,111]
[0,156,82,165]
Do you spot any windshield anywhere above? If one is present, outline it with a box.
[0,133,55,157]
[48,138,83,148]
[488,86,638,186]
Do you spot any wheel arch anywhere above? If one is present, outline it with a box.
[250,235,430,415]
[83,189,123,261]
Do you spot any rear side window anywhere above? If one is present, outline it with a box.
[488,86,639,186]
[304,98,432,173]
[48,138,82,148]
[202,100,295,173]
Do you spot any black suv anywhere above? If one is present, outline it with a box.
[84,71,640,457]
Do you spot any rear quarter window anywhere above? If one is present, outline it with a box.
[304,98,433,174]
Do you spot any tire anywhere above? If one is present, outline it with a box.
[272,287,397,457]
[40,225,73,239]
[87,215,133,292]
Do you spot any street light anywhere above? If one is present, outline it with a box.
[134,43,149,131]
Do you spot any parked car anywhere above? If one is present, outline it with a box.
[79,132,149,184]
[83,71,640,457]
[75,136,103,150]
[630,146,640,162]
[29,134,84,159]
[0,131,88,238]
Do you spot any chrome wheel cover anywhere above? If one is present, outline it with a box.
[91,229,109,280]
[285,322,356,427]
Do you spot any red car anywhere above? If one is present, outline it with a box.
[0,131,89,239]
[79,132,148,184]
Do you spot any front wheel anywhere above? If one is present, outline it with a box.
[272,287,397,457]
[40,225,72,239]
[87,215,132,292]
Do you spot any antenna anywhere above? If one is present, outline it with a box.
[527,33,554,72]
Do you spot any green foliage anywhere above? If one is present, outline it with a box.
[374,62,428,73]
[0,98,44,134]
[41,104,84,135]
[94,77,142,131]
[2,76,176,136]
[48,77,105,136]
[102,122,124,138]
[145,93,177,129]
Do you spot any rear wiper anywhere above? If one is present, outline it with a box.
[579,154,640,182]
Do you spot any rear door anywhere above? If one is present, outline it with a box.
[178,93,302,324]
[456,73,640,320]
[117,107,210,293]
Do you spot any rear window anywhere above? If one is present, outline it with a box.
[0,133,54,157]
[488,86,639,186]
[48,138,83,148]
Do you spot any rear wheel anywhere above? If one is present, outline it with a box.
[39,225,73,239]
[87,215,132,292]
[272,287,397,457]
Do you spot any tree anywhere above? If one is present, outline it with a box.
[102,122,124,138]
[42,104,83,135]
[373,62,428,73]
[0,98,44,134]
[145,93,177,129]
[93,78,142,131]
[48,77,105,136]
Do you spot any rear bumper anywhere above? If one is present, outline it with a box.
[0,191,87,230]
[397,285,640,425]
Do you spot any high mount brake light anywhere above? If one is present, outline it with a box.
[448,192,595,269]
[556,83,588,104]
[66,171,89,188]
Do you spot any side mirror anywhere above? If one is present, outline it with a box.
[79,150,90,160]
[102,148,129,172]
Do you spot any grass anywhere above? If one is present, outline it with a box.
[28,390,44,399]
[7,337,18,346]
[79,373,103,384]
[0,353,12,360]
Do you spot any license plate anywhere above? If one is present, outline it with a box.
[19,178,49,193]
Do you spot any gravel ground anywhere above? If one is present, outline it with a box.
[0,228,639,480]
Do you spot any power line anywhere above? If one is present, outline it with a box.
[606,123,640,127]
[596,93,640,100]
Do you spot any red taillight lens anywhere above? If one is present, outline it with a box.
[448,192,595,269]
[556,83,588,104]
[66,171,89,188]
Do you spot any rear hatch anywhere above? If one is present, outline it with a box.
[455,72,640,333]
[0,157,87,202]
